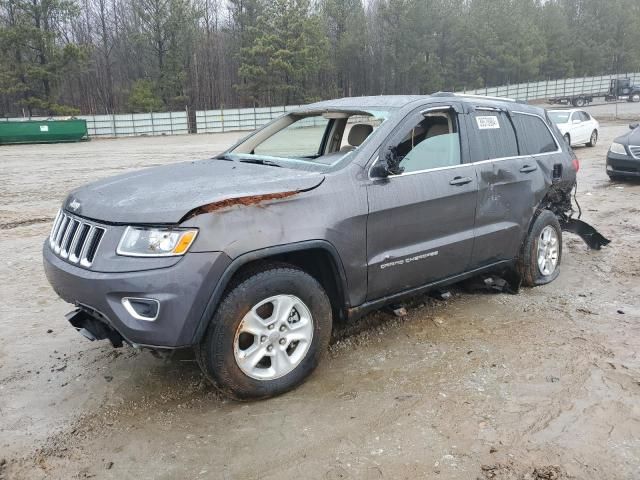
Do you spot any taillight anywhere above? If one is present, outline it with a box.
[572,158,580,172]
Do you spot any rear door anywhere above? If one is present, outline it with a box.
[466,106,539,267]
[569,111,588,144]
[365,104,478,300]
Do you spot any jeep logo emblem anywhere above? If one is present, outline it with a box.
[69,199,81,211]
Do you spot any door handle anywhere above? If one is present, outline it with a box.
[449,176,473,186]
[520,165,538,173]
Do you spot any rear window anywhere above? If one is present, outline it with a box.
[512,113,558,155]
[469,111,518,161]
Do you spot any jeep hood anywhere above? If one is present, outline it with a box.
[64,160,325,224]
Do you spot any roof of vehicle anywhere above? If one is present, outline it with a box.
[303,95,427,110]
[300,94,542,115]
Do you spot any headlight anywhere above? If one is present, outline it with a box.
[117,227,198,257]
[609,142,627,155]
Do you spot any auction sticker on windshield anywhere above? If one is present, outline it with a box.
[476,116,500,129]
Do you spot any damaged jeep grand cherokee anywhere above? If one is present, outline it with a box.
[44,94,609,399]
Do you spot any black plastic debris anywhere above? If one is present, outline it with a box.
[561,219,611,250]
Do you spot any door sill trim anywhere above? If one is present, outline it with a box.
[347,259,514,320]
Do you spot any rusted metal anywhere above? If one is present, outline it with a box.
[184,190,300,220]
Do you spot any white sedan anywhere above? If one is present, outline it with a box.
[548,109,600,147]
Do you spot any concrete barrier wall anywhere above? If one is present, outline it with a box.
[4,72,639,138]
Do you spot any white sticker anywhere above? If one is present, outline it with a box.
[40,125,49,132]
[476,116,500,129]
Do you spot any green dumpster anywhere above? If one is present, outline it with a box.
[0,119,88,145]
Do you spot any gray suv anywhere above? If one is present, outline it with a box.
[43,94,608,399]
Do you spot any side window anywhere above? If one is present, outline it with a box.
[512,113,558,155]
[580,111,591,122]
[469,111,518,161]
[394,110,461,174]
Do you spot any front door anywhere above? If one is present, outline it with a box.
[365,105,478,301]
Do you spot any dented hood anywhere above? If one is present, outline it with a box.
[64,159,325,224]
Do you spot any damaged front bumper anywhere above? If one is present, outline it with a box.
[43,242,231,348]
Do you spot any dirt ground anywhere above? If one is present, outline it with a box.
[1,108,639,480]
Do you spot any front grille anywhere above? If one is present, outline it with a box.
[49,210,106,267]
[629,145,640,159]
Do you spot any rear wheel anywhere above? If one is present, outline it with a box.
[518,210,562,287]
[574,97,586,107]
[197,264,332,400]
[587,130,598,147]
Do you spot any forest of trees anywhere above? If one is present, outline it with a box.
[1,0,639,117]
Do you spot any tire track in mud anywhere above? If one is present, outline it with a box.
[0,217,53,230]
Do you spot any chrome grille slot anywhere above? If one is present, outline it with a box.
[629,145,640,159]
[69,224,90,262]
[82,227,105,266]
[49,210,107,268]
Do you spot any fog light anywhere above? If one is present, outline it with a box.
[122,297,160,321]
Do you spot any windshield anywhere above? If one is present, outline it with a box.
[225,109,391,169]
[548,111,570,124]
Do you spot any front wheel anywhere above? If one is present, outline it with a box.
[587,129,598,147]
[197,264,332,400]
[630,93,640,103]
[517,210,562,287]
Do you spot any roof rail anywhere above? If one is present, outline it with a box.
[452,93,517,102]
[432,91,517,103]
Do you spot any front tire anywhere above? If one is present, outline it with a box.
[630,93,640,103]
[197,264,332,400]
[587,129,598,147]
[518,210,562,287]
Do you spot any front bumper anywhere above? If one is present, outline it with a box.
[606,152,640,177]
[43,243,231,348]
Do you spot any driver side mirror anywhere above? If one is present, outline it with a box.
[572,119,581,125]
[630,123,639,130]
[371,145,404,178]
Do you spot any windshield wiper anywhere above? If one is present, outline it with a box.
[238,158,282,167]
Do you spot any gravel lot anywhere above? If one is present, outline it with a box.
[1,109,639,480]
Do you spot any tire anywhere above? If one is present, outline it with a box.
[608,174,624,182]
[631,93,640,103]
[563,133,571,147]
[587,129,598,147]
[575,97,586,107]
[197,264,332,400]
[517,210,562,287]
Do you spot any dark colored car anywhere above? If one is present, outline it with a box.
[43,94,608,399]
[607,123,640,179]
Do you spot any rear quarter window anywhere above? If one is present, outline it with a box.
[512,113,558,155]
[469,111,518,161]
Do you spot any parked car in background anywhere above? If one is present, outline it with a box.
[607,123,640,180]
[43,94,609,400]
[548,109,599,147]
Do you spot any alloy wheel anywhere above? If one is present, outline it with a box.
[234,295,314,380]
[537,226,559,276]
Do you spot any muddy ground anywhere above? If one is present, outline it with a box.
[1,110,639,480]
